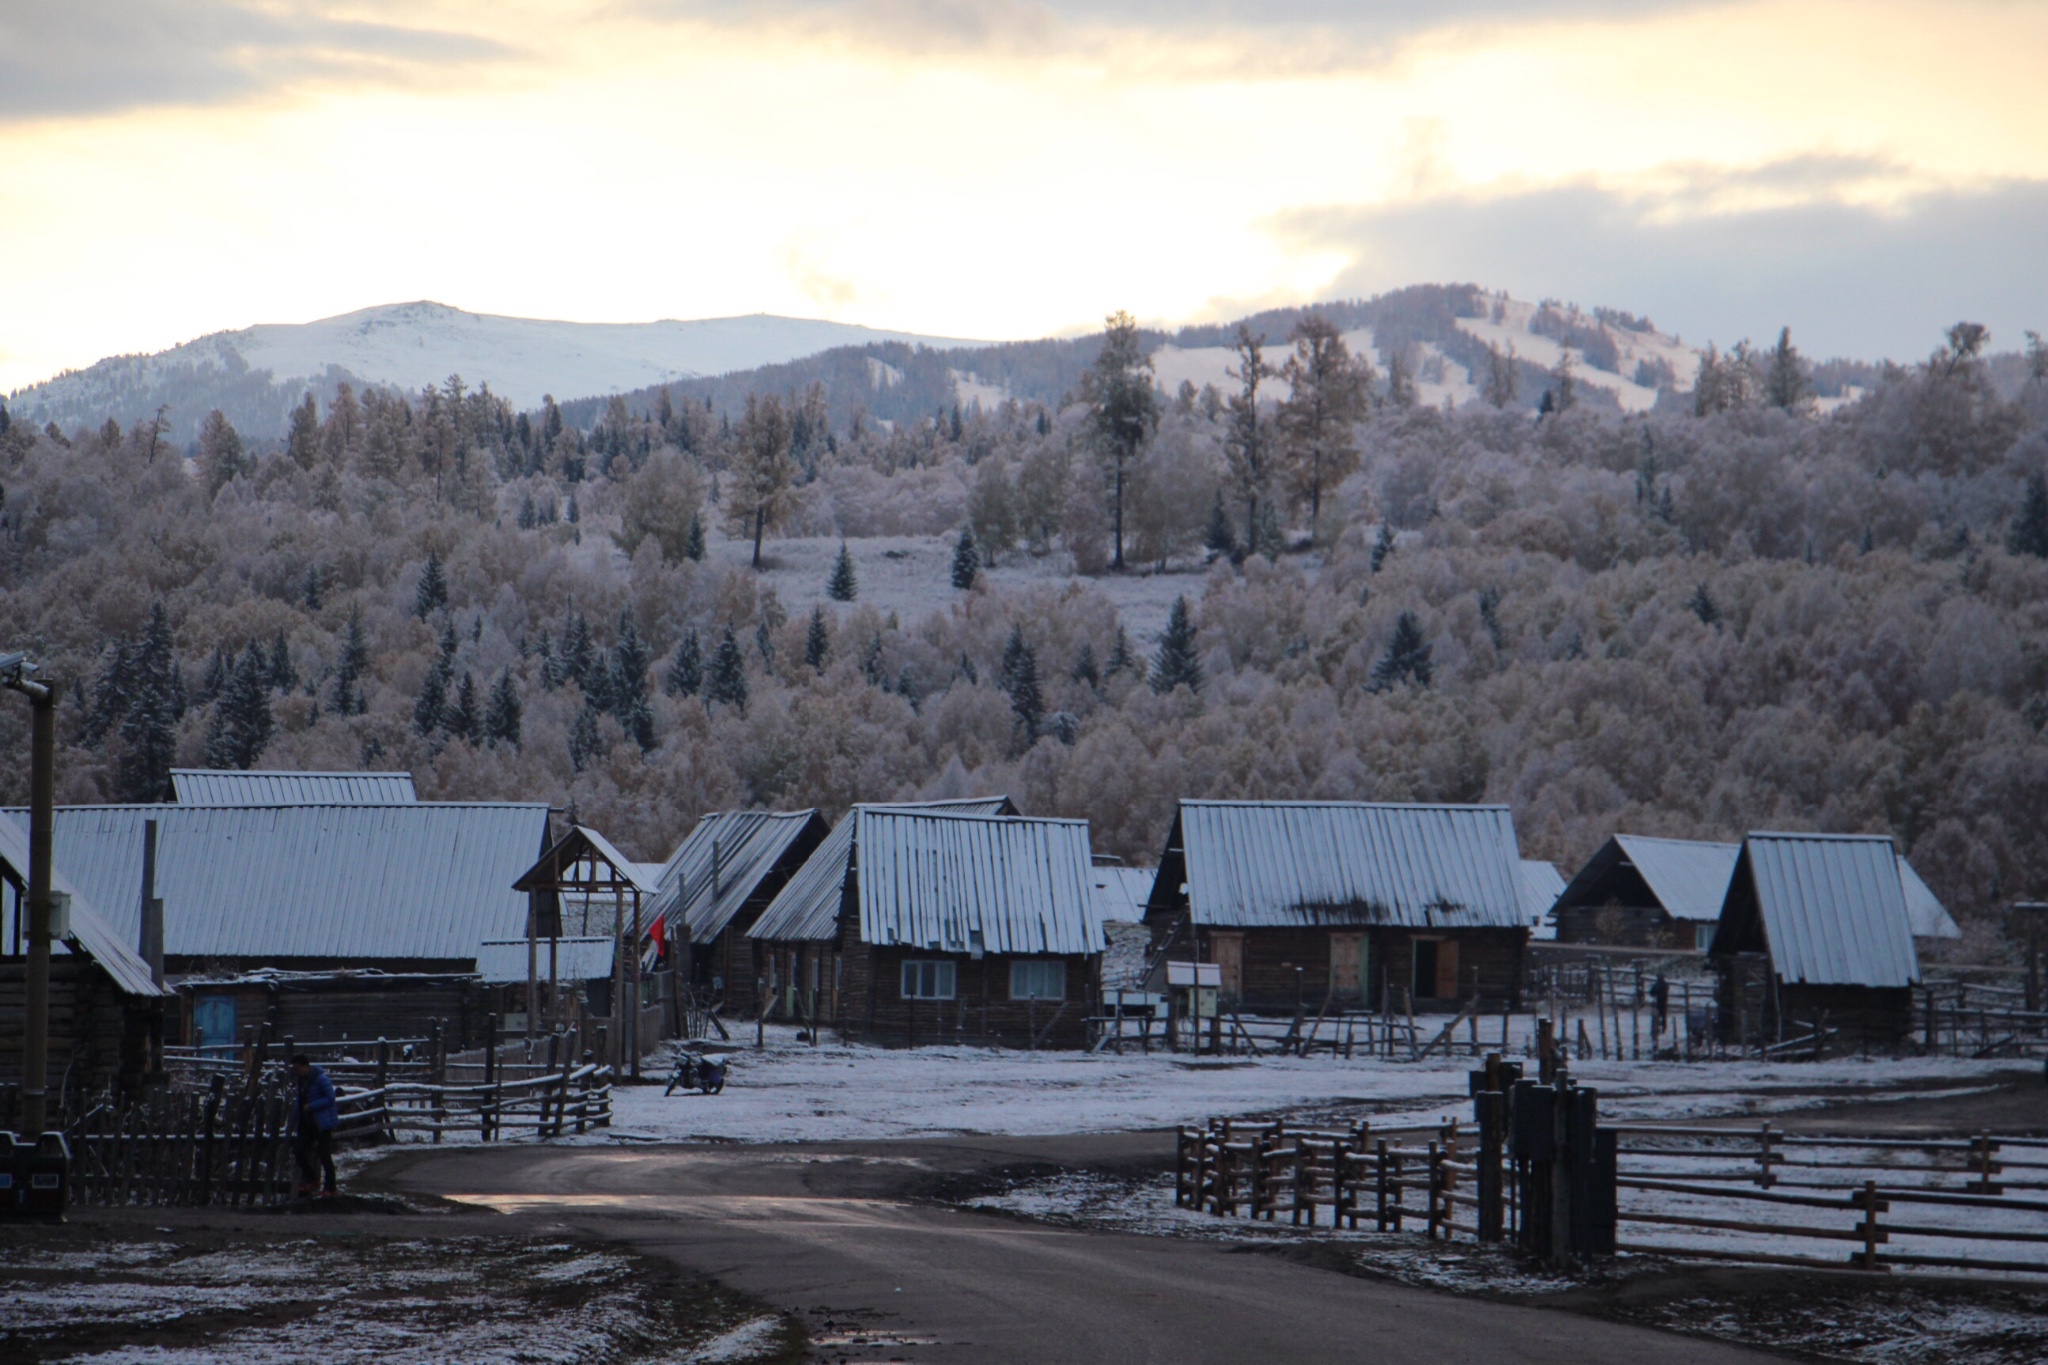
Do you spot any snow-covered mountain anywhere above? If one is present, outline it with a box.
[6,301,986,442]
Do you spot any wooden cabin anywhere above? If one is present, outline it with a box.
[647,809,829,1018]
[1709,832,1921,1046]
[1144,800,1531,1013]
[747,802,1103,1047]
[1550,835,1739,950]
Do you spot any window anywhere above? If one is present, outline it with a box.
[1010,959,1065,1001]
[901,959,956,1000]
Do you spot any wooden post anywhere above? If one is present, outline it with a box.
[1853,1180,1889,1271]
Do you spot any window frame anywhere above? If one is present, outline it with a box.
[900,958,957,1000]
[1008,958,1066,1002]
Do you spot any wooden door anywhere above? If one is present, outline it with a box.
[1209,933,1243,1000]
[1434,939,1462,1001]
[1329,934,1365,1001]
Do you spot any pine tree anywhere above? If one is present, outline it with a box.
[302,565,325,611]
[1106,626,1134,678]
[1690,582,1722,626]
[1224,324,1275,555]
[665,629,703,697]
[2009,472,2048,558]
[1204,490,1237,560]
[755,619,777,670]
[1277,314,1372,532]
[198,644,231,705]
[484,670,523,749]
[683,513,706,562]
[951,526,980,589]
[1368,611,1433,692]
[619,692,656,752]
[805,606,830,672]
[706,625,748,712]
[1483,340,1518,408]
[828,542,858,601]
[611,610,650,719]
[558,610,593,692]
[1149,597,1202,695]
[286,393,321,469]
[414,551,448,618]
[1001,626,1044,741]
[1251,500,1285,561]
[445,671,480,742]
[1763,327,1813,413]
[116,604,182,801]
[268,629,296,692]
[412,660,448,736]
[1370,522,1396,573]
[1071,641,1100,689]
[331,606,369,715]
[82,637,136,747]
[1548,351,1578,414]
[199,409,247,495]
[568,703,603,771]
[1084,310,1162,570]
[204,646,275,768]
[727,393,797,568]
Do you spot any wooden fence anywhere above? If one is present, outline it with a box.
[1175,1118,1476,1235]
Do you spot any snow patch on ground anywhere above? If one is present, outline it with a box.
[673,1316,786,1364]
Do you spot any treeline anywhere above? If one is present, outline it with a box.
[1,312,2047,964]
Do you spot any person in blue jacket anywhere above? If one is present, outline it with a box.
[290,1054,340,1198]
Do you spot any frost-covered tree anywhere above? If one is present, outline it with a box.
[199,410,247,494]
[828,542,858,601]
[286,393,321,470]
[1764,327,1813,414]
[1223,324,1275,556]
[484,670,522,749]
[1278,314,1372,533]
[726,393,797,568]
[951,526,980,589]
[1001,625,1043,743]
[414,551,449,619]
[805,606,830,672]
[1149,597,1202,695]
[203,646,275,769]
[706,625,748,712]
[2008,473,2048,558]
[665,629,703,697]
[1082,310,1161,570]
[1367,611,1432,692]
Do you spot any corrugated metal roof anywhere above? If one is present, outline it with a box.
[649,810,825,944]
[475,936,614,984]
[853,810,1103,955]
[172,770,418,804]
[1520,859,1565,938]
[4,803,550,964]
[572,827,659,896]
[1614,834,1741,923]
[1173,801,1529,930]
[1093,865,1154,924]
[1897,856,1961,939]
[1739,833,1921,988]
[0,814,167,997]
[749,797,1017,943]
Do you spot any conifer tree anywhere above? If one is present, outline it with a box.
[1277,314,1372,531]
[1690,582,1722,626]
[199,410,247,495]
[412,660,448,737]
[484,670,523,749]
[1371,522,1396,573]
[1071,640,1100,689]
[828,542,858,601]
[116,604,182,801]
[1149,597,1202,695]
[1083,310,1161,570]
[1106,625,1134,678]
[82,637,136,747]
[1368,611,1433,692]
[611,610,650,719]
[558,610,593,692]
[1549,351,1578,414]
[414,551,448,618]
[805,606,830,672]
[683,513,706,562]
[706,625,748,712]
[303,565,325,611]
[2009,473,2048,558]
[445,672,480,742]
[1001,625,1044,741]
[619,692,655,752]
[331,606,370,715]
[268,630,296,692]
[665,629,703,697]
[198,644,231,704]
[1764,327,1813,413]
[1483,340,1518,408]
[951,526,980,589]
[1224,324,1275,555]
[204,646,275,768]
[1250,501,1285,561]
[568,704,603,771]
[286,393,321,469]
[727,393,798,568]
[1204,490,1237,560]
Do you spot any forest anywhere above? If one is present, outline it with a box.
[2,296,2047,962]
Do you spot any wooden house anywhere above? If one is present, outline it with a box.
[747,802,1104,1047]
[1550,835,1740,950]
[646,809,830,1018]
[1708,832,1922,1045]
[1144,800,1531,1013]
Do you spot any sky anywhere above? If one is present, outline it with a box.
[4,0,2047,393]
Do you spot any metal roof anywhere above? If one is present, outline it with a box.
[1519,860,1566,939]
[475,936,614,984]
[748,797,1017,943]
[1166,801,1529,930]
[1093,865,1155,924]
[0,814,167,997]
[1730,833,1921,988]
[5,803,550,964]
[649,809,827,944]
[1898,856,1961,939]
[852,810,1104,955]
[1614,835,1741,923]
[172,769,418,805]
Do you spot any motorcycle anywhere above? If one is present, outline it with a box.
[664,1045,728,1096]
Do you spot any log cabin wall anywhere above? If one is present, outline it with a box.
[0,958,155,1102]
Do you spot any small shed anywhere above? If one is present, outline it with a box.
[1550,835,1740,950]
[749,804,1103,1047]
[1144,800,1531,1013]
[1708,832,1922,1045]
[646,809,830,1017]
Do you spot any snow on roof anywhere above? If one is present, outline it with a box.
[9,803,550,965]
[1728,833,1920,988]
[1519,859,1565,938]
[1093,865,1154,924]
[748,797,1017,943]
[475,936,614,984]
[171,769,418,805]
[0,812,166,997]
[1613,835,1742,923]
[853,809,1103,956]
[648,809,828,944]
[1164,801,1528,931]
[1898,856,1961,939]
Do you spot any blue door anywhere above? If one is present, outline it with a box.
[192,995,237,1052]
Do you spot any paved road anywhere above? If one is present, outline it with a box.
[376,1135,1784,1364]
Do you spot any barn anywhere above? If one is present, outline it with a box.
[1550,835,1741,950]
[1143,800,1531,1013]
[1708,832,1923,1045]
[747,803,1103,1047]
[647,808,830,1018]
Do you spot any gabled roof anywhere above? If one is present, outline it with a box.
[476,936,614,984]
[1093,864,1154,924]
[748,796,1018,943]
[1898,857,1961,939]
[513,826,658,897]
[1551,834,1740,926]
[0,814,167,997]
[1519,860,1566,938]
[648,809,829,944]
[852,810,1104,955]
[1157,801,1529,930]
[8,803,550,964]
[172,769,418,805]
[1716,832,1920,988]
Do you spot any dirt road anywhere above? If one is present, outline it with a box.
[374,1134,1785,1364]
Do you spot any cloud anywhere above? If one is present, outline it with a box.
[1274,171,2048,361]
[0,0,517,122]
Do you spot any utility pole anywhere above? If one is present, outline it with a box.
[3,651,57,1135]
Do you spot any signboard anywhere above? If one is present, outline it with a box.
[1165,961,1221,987]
